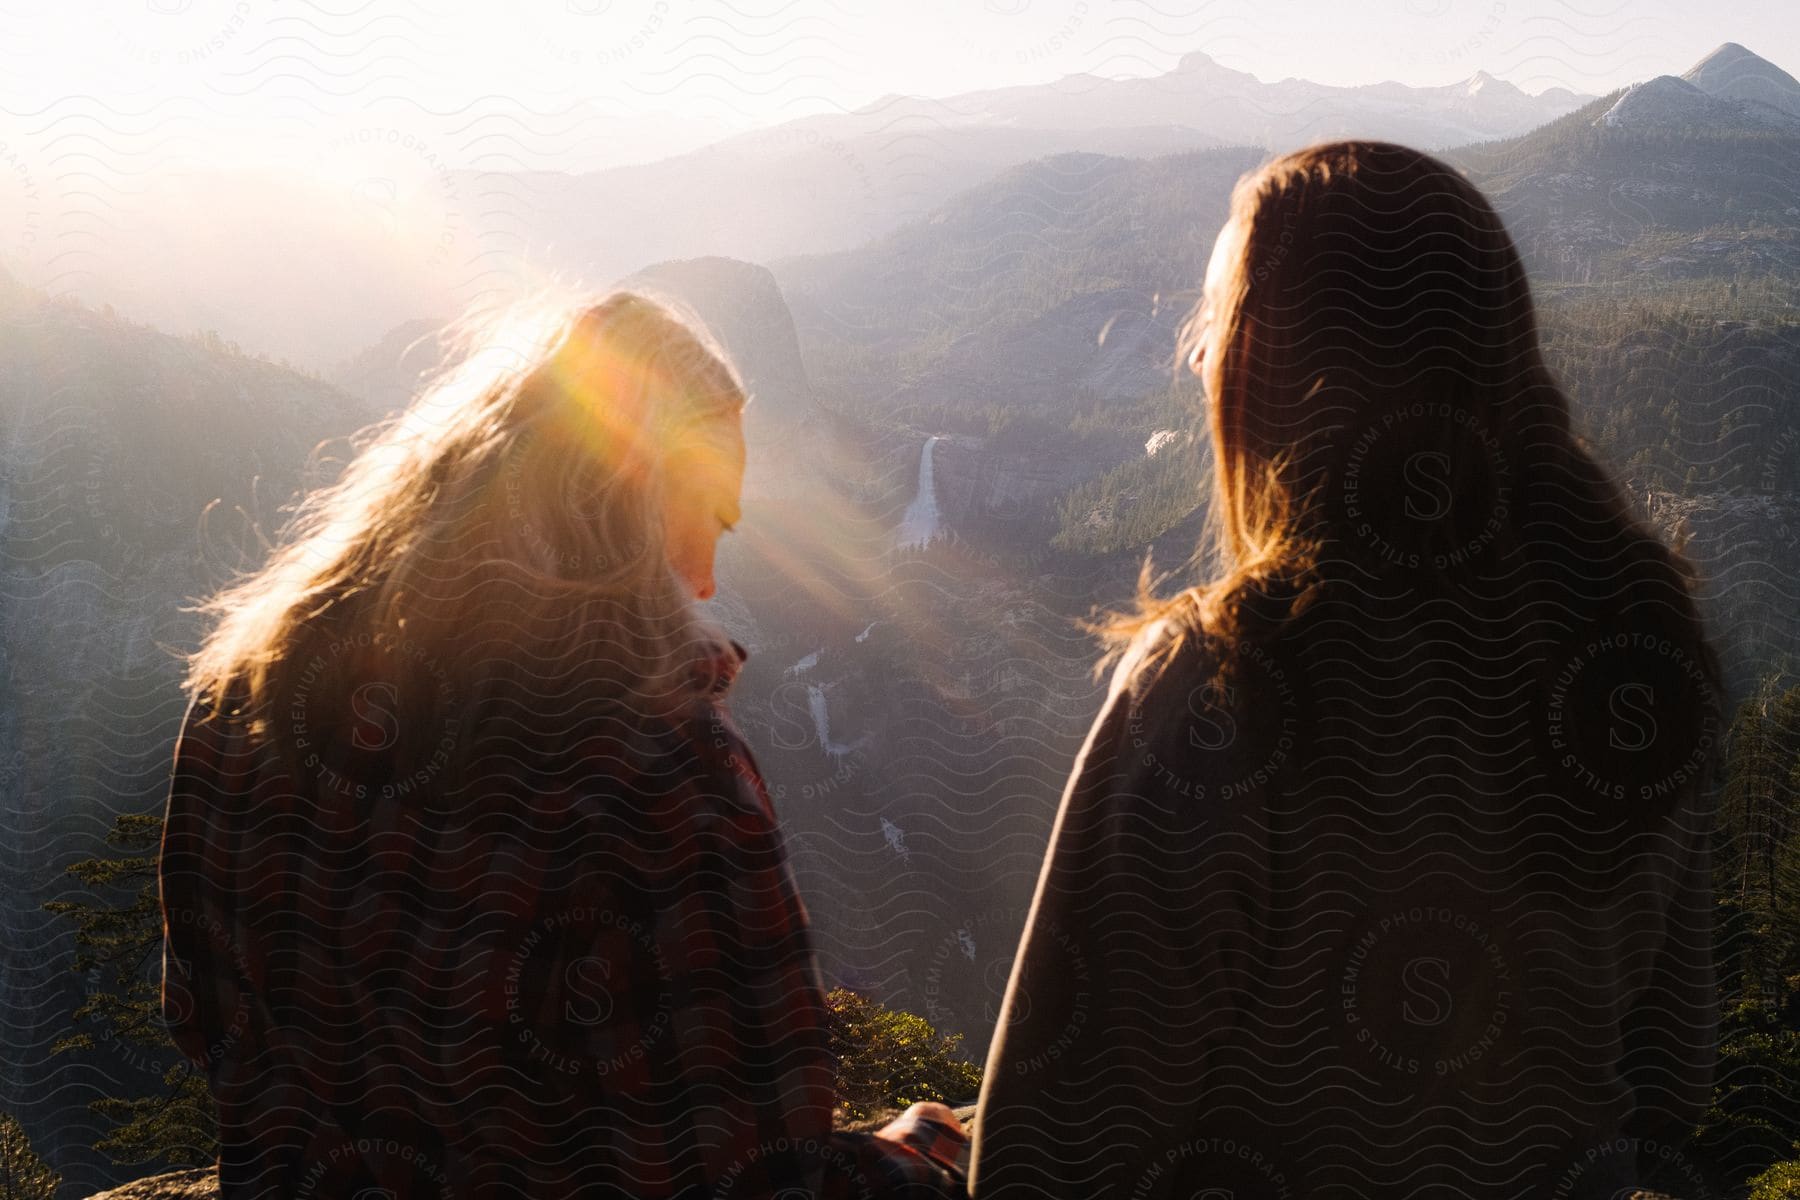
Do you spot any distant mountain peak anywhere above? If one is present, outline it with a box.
[1682,42,1800,119]
[1170,49,1265,85]
[1686,42,1773,79]
[1461,69,1524,100]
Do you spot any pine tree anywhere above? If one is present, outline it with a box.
[1718,676,1800,1014]
[0,1112,60,1200]
[42,813,217,1168]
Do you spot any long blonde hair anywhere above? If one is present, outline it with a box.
[182,291,747,772]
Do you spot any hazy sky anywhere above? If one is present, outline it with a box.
[2,0,1794,365]
[4,0,1797,173]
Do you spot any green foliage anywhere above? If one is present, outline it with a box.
[42,813,217,1169]
[1750,1156,1800,1200]
[1053,429,1208,556]
[0,1112,60,1200]
[1697,674,1800,1193]
[1716,678,1800,1016]
[1065,387,1190,440]
[824,989,982,1123]
[1695,999,1800,1173]
[1538,287,1800,497]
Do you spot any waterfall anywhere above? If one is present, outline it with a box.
[807,682,856,759]
[896,435,942,549]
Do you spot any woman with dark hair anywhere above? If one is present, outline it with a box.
[160,292,967,1198]
[969,141,1723,1199]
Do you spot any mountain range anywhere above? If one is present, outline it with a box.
[774,42,1800,422]
[0,50,1590,369]
[530,48,1588,272]
[1448,46,1800,286]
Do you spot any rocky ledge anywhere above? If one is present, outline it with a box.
[86,1169,215,1200]
[83,1165,1687,1199]
[84,1109,982,1198]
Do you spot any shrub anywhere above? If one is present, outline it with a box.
[824,988,983,1123]
[1750,1156,1800,1200]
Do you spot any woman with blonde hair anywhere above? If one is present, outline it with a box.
[970,141,1723,1199]
[160,293,967,1197]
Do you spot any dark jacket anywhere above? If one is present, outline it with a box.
[969,591,1720,1200]
[159,642,964,1199]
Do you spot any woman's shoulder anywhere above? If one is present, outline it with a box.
[1110,576,1306,706]
[1096,579,1313,799]
[1108,608,1209,710]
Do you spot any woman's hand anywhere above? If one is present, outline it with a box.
[875,1101,963,1139]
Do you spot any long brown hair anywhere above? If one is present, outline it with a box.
[181,291,747,783]
[1105,140,1720,800]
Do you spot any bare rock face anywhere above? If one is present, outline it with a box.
[84,1167,216,1200]
[625,256,822,502]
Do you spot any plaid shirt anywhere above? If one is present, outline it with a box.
[159,640,968,1199]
